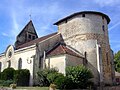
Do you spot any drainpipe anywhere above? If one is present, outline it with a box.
[43,51,46,69]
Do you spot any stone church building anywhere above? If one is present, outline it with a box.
[0,11,115,86]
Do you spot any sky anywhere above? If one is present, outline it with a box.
[0,0,120,54]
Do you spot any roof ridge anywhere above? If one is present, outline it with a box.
[16,32,58,49]
[66,45,84,57]
[60,44,66,54]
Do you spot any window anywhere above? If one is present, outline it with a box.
[28,34,31,39]
[32,36,35,40]
[99,47,102,62]
[83,52,87,65]
[0,62,2,72]
[7,60,11,68]
[82,14,85,17]
[18,58,22,69]
[65,19,67,23]
[116,78,119,82]
[102,25,105,32]
[102,16,104,20]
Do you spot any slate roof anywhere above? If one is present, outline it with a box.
[46,43,84,58]
[16,32,58,49]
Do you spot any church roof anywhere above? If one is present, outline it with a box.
[16,32,58,49]
[54,11,110,25]
[46,43,84,58]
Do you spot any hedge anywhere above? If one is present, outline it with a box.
[14,69,30,86]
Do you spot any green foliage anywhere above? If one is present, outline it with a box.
[53,74,65,89]
[114,51,120,72]
[14,69,30,86]
[2,68,15,80]
[2,80,14,86]
[66,65,93,89]
[37,68,58,86]
[53,75,74,89]
[0,80,14,86]
[37,66,93,89]
[47,72,63,84]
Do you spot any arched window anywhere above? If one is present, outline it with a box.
[0,62,2,72]
[7,60,11,68]
[18,58,22,69]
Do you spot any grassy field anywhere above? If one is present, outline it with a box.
[12,87,59,90]
[0,86,60,90]
[15,87,49,90]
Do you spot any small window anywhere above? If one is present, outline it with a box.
[32,36,35,40]
[65,19,67,23]
[7,60,11,68]
[102,25,105,32]
[18,58,22,69]
[116,78,119,82]
[0,62,2,72]
[82,14,85,17]
[102,16,104,20]
[28,34,31,39]
[83,52,87,65]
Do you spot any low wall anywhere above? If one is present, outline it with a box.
[97,86,120,90]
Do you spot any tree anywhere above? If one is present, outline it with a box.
[114,51,120,72]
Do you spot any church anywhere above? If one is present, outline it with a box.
[0,11,115,86]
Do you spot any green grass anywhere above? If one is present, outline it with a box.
[14,87,59,90]
[0,86,60,90]
[15,87,49,90]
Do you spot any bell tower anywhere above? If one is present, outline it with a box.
[54,11,115,85]
[15,20,38,48]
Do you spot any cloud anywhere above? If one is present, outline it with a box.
[11,10,19,36]
[94,0,120,7]
[2,32,9,37]
[109,21,120,30]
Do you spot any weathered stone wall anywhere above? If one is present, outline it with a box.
[57,13,113,85]
[66,54,83,66]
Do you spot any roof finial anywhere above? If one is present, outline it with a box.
[29,9,32,20]
[29,14,32,20]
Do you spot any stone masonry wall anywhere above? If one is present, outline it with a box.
[57,13,113,85]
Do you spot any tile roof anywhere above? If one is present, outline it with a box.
[16,32,58,49]
[54,11,110,25]
[46,43,84,58]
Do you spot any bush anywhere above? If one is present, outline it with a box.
[54,75,75,89]
[54,74,65,89]
[1,80,14,86]
[37,68,58,86]
[2,68,15,80]
[66,65,93,89]
[47,72,63,84]
[14,69,30,86]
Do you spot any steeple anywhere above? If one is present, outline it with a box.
[15,20,38,48]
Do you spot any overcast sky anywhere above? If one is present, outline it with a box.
[0,0,120,54]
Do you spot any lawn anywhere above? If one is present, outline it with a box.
[15,87,49,90]
[13,87,59,90]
